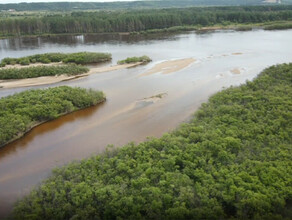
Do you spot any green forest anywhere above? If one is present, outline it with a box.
[0,64,89,79]
[0,6,292,37]
[0,86,105,147]
[11,63,292,219]
[0,52,112,67]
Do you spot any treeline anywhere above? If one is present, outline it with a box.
[0,52,112,67]
[0,64,89,79]
[11,63,292,219]
[0,0,281,12]
[0,6,292,36]
[0,86,105,147]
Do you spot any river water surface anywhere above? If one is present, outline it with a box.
[0,29,291,218]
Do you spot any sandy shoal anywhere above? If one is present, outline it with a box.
[141,58,195,76]
[230,68,241,74]
[0,62,142,89]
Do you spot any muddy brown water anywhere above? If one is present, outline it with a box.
[0,30,292,218]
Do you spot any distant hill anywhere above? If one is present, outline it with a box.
[0,0,290,11]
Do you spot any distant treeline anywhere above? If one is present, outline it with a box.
[0,0,287,12]
[11,63,292,219]
[0,6,292,37]
[0,86,105,147]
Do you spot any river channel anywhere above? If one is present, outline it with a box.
[0,29,291,218]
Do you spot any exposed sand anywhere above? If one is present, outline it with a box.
[230,68,241,74]
[0,62,143,89]
[141,58,195,76]
[232,52,243,55]
[88,62,142,74]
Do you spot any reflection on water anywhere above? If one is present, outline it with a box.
[0,33,179,52]
[0,29,292,218]
[0,103,105,161]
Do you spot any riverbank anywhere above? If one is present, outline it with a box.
[0,86,106,148]
[1,21,292,40]
[131,21,292,35]
[0,62,143,89]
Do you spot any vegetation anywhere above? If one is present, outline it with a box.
[0,52,112,67]
[11,63,292,219]
[0,86,105,147]
[264,21,292,30]
[0,6,292,37]
[0,64,89,80]
[117,56,151,65]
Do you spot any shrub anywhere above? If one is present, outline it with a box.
[117,55,152,64]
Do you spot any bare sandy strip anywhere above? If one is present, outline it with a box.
[88,62,142,74]
[141,58,195,76]
[230,68,241,74]
[0,62,143,89]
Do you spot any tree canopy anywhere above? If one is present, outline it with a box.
[0,86,105,147]
[0,6,292,37]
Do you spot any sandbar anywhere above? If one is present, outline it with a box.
[230,68,241,74]
[0,62,142,89]
[141,58,195,76]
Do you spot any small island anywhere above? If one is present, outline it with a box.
[117,55,151,65]
[0,64,89,79]
[0,86,105,148]
[0,53,152,88]
[0,52,112,67]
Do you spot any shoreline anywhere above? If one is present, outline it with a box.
[0,98,106,149]
[1,21,292,40]
[0,62,143,89]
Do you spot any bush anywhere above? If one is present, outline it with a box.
[19,58,30,66]
[0,64,89,79]
[0,52,112,67]
[63,52,112,64]
[117,55,151,64]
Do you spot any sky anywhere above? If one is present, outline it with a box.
[0,0,137,3]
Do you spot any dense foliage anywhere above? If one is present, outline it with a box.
[117,56,151,64]
[0,52,112,67]
[11,63,292,219]
[0,6,291,37]
[0,64,89,79]
[0,86,105,147]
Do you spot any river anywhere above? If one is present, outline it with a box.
[0,29,291,218]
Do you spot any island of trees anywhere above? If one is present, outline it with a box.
[0,52,112,67]
[117,56,152,65]
[0,6,292,38]
[0,64,89,80]
[0,52,112,80]
[0,86,105,148]
[11,63,292,219]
